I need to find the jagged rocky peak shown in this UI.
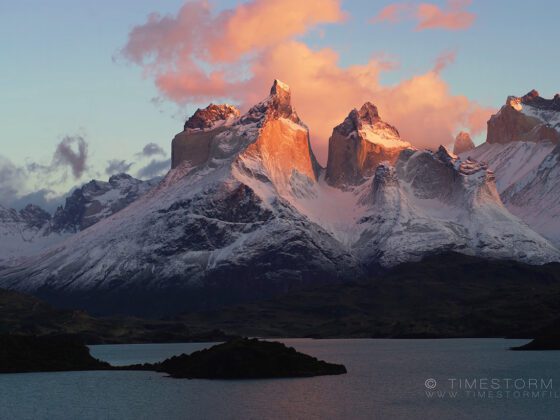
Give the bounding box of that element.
[334,102,384,137]
[52,174,156,232]
[19,204,51,229]
[172,79,319,191]
[521,89,560,111]
[453,131,475,154]
[237,79,320,190]
[269,79,291,109]
[240,79,303,126]
[325,102,411,187]
[184,104,240,131]
[487,90,560,144]
[435,145,457,164]
[171,83,300,171]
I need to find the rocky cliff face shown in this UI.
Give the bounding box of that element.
[235,80,320,196]
[453,131,475,154]
[487,90,560,144]
[172,104,240,169]
[325,103,411,187]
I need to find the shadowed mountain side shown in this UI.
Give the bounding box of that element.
[177,253,560,338]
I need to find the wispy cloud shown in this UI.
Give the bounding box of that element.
[105,159,134,176]
[136,158,170,179]
[371,1,476,31]
[52,135,89,178]
[136,142,165,158]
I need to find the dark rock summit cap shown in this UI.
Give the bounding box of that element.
[184,104,240,131]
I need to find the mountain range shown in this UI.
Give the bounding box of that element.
[1,81,559,316]
[0,174,159,268]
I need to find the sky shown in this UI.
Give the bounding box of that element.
[1,0,559,210]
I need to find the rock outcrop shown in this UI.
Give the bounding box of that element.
[325,103,411,187]
[172,104,241,169]
[184,104,240,131]
[453,131,475,154]
[487,90,560,144]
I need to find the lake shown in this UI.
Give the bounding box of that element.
[0,339,559,419]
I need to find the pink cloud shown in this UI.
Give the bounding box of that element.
[121,0,491,164]
[417,0,475,30]
[207,0,346,62]
[433,50,456,73]
[371,0,475,31]
[370,3,413,24]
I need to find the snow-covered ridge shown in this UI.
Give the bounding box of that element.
[464,140,560,247]
[461,90,560,247]
[0,203,68,268]
[0,173,158,267]
[359,125,410,149]
[356,146,557,267]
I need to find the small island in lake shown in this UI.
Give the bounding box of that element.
[0,335,346,378]
[148,338,347,379]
